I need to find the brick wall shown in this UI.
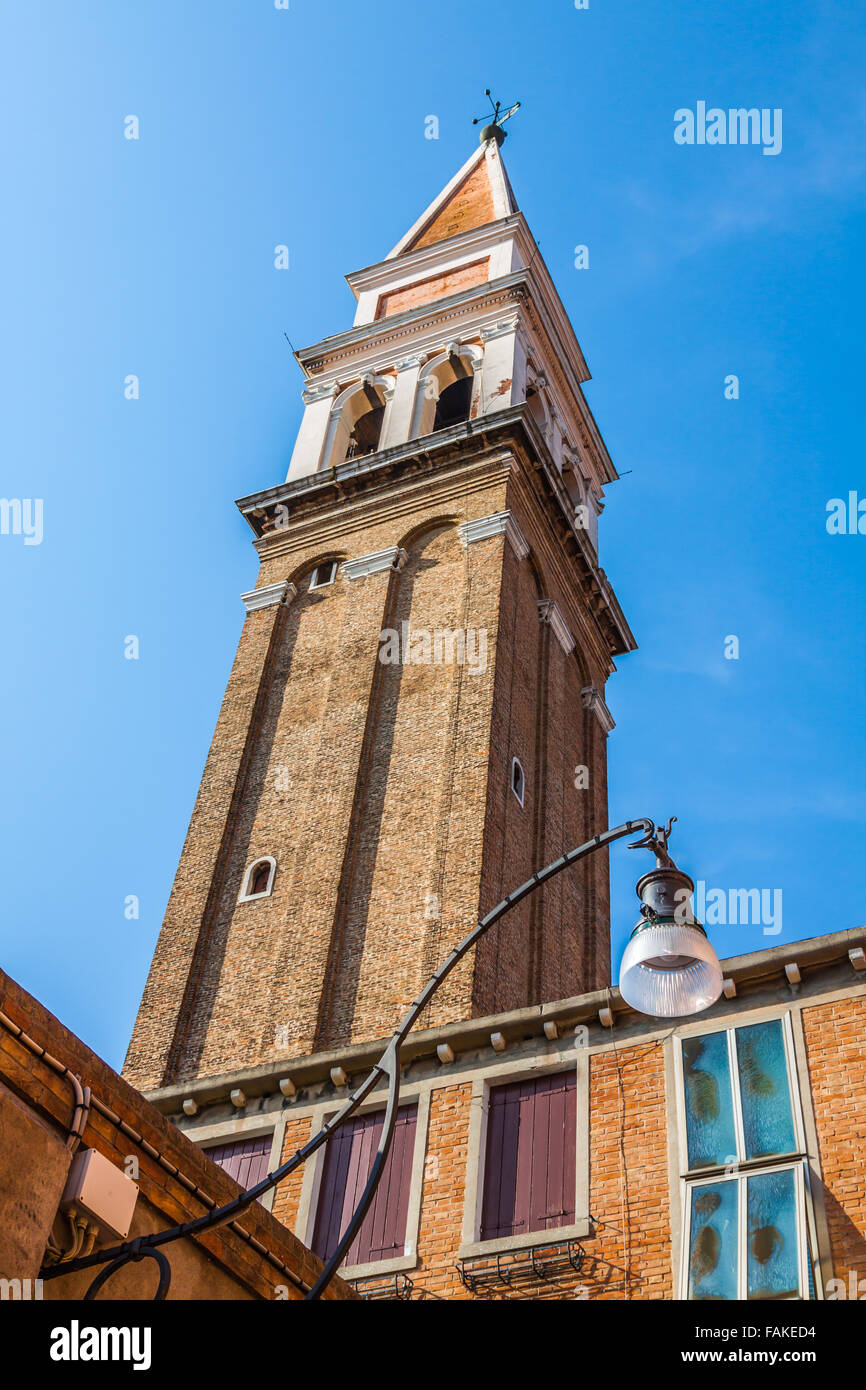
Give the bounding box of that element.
[409,159,495,251]
[375,258,490,320]
[0,967,356,1301]
[270,1114,311,1234]
[125,444,617,1091]
[264,985,866,1302]
[474,515,611,1018]
[275,1039,673,1302]
[801,994,866,1282]
[409,1044,673,1301]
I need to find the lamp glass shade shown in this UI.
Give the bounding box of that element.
[619,921,724,1018]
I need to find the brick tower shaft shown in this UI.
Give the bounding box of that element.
[124,139,635,1091]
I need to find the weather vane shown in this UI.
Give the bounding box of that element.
[472,89,521,145]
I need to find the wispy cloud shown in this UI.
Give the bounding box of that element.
[616,23,866,269]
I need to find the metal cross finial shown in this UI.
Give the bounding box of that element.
[472,89,521,144]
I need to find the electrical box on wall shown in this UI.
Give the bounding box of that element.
[61,1148,139,1239]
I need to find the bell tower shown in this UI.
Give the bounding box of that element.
[124,134,635,1092]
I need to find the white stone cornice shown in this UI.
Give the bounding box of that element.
[458,510,529,560]
[341,547,408,581]
[537,599,575,655]
[241,581,296,613]
[581,685,616,735]
[300,282,523,378]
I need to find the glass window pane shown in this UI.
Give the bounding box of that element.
[736,1020,796,1159]
[747,1169,800,1300]
[682,1032,737,1169]
[687,1180,738,1300]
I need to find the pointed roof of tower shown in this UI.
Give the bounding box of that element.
[386,140,519,260]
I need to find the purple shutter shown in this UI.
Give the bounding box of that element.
[205,1133,272,1198]
[312,1104,418,1265]
[480,1073,576,1241]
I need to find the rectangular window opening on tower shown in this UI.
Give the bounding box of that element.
[310,561,338,590]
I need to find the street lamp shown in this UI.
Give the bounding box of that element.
[618,817,724,1018]
[42,816,722,1302]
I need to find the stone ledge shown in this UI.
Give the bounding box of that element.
[143,927,866,1116]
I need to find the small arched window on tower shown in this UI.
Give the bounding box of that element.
[239,856,277,903]
[511,757,525,807]
[323,377,392,470]
[412,345,481,439]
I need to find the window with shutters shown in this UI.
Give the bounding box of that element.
[677,1015,817,1300]
[205,1133,273,1200]
[311,1104,418,1269]
[479,1072,577,1242]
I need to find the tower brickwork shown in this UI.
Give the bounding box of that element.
[124,140,634,1091]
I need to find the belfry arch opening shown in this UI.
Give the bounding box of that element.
[413,346,480,439]
[348,401,385,459]
[561,458,585,511]
[323,377,392,469]
[434,374,473,431]
[561,451,599,548]
[525,372,552,443]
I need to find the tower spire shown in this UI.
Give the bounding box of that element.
[386,135,518,261]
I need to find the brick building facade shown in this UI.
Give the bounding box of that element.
[0,966,355,1301]
[146,929,866,1300]
[123,137,866,1301]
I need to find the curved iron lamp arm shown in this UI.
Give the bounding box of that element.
[41,818,654,1301]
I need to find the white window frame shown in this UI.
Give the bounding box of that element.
[673,1011,805,1175]
[674,1012,815,1301]
[511,756,525,807]
[309,560,338,591]
[679,1160,812,1302]
[238,855,277,903]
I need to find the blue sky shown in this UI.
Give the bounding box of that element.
[1,1,864,1068]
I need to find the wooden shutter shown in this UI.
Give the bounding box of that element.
[312,1104,418,1266]
[480,1073,577,1241]
[206,1133,272,1194]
